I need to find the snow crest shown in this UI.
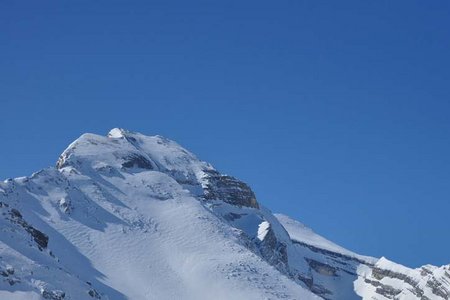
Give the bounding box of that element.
[1,129,448,300]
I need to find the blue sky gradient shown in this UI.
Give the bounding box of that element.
[1,1,450,267]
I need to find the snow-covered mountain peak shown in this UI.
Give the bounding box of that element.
[55,129,261,211]
[106,128,129,139]
[56,129,213,186]
[1,129,449,300]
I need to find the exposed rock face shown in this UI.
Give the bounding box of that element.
[202,169,259,209]
[8,207,49,250]
[121,153,154,170]
[288,239,370,300]
[0,265,20,287]
[41,289,65,300]
[358,260,450,300]
[306,258,338,277]
[276,214,450,300]
[88,288,101,299]
[294,242,450,300]
[256,222,289,272]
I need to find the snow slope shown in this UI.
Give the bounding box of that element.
[275,214,375,263]
[0,128,448,300]
[276,213,450,300]
[0,129,317,300]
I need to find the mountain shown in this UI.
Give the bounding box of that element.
[0,128,448,300]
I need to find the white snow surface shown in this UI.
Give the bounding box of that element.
[257,221,270,241]
[0,129,318,300]
[1,128,448,300]
[275,214,376,264]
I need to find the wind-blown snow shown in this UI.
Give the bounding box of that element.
[1,128,448,300]
[275,213,376,264]
[0,129,318,300]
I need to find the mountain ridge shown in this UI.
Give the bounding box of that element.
[0,128,448,300]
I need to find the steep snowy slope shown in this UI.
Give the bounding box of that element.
[0,128,448,300]
[276,214,450,300]
[0,129,317,300]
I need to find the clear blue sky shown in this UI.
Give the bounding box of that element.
[1,1,449,268]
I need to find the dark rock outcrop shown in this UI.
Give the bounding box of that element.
[41,289,65,300]
[121,154,153,170]
[9,208,49,249]
[257,223,289,272]
[88,288,101,299]
[202,169,259,209]
[305,258,338,277]
[367,266,449,299]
